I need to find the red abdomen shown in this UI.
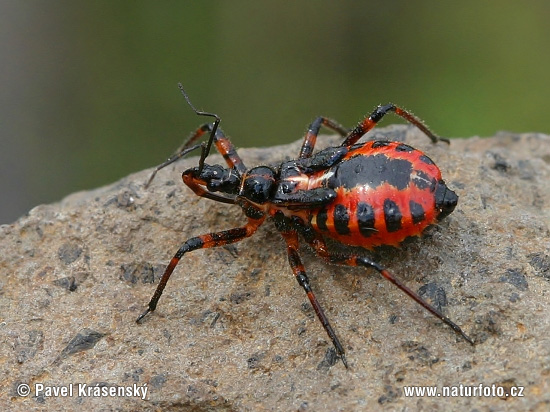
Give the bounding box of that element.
[308,141,445,249]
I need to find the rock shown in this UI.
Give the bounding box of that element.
[2,126,549,410]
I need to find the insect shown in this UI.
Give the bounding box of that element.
[137,84,473,368]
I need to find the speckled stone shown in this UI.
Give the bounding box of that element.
[2,126,549,411]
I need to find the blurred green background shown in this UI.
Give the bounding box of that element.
[1,1,549,224]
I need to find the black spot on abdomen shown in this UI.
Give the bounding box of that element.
[316,208,328,231]
[409,200,426,224]
[333,204,350,235]
[384,199,402,232]
[395,143,414,152]
[412,170,436,190]
[326,154,413,191]
[419,154,435,165]
[371,141,390,148]
[357,202,375,237]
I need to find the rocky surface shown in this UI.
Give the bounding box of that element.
[1,125,549,411]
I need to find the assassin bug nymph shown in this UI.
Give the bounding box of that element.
[137,84,473,368]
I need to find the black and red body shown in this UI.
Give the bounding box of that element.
[138,90,470,368]
[267,140,457,250]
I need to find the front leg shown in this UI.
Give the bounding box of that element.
[146,123,247,188]
[136,215,265,322]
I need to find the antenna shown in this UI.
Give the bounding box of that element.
[177,83,220,174]
[145,84,222,188]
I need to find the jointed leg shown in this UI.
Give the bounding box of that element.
[343,104,449,147]
[279,230,349,368]
[177,84,246,175]
[330,254,473,344]
[145,124,210,188]
[146,123,247,188]
[146,85,247,187]
[180,124,246,176]
[299,117,350,159]
[297,227,473,345]
[136,215,265,322]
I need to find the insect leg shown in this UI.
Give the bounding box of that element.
[146,122,248,188]
[296,226,473,345]
[299,117,350,159]
[145,124,210,188]
[136,215,265,323]
[347,254,472,344]
[146,86,248,187]
[279,230,348,368]
[343,104,449,146]
[177,85,248,175]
